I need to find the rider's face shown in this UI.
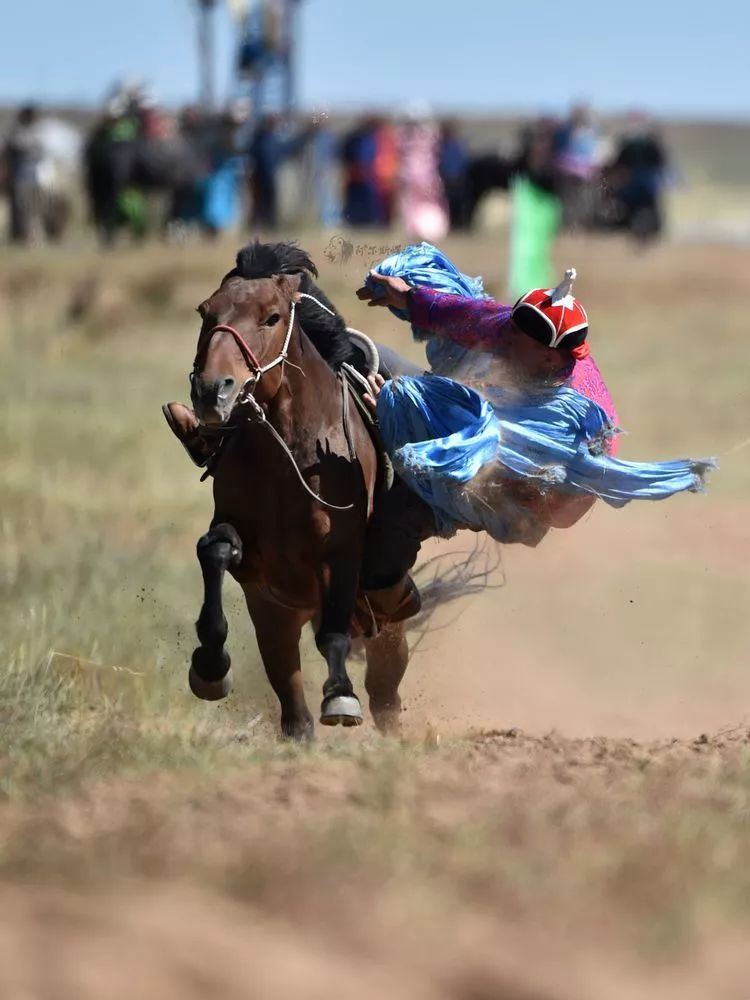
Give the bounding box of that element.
[500,321,573,380]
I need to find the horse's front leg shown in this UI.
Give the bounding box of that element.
[189,522,242,701]
[317,555,363,727]
[244,589,314,742]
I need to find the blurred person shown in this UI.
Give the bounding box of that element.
[2,107,81,244]
[169,104,212,230]
[129,88,210,237]
[508,117,562,297]
[84,89,140,244]
[247,113,306,229]
[606,111,669,240]
[514,116,558,194]
[201,102,249,236]
[35,116,82,241]
[340,115,380,227]
[396,102,448,242]
[299,113,341,229]
[135,87,173,143]
[554,103,601,228]
[439,119,469,230]
[2,104,44,244]
[172,102,248,236]
[86,82,197,243]
[373,116,398,226]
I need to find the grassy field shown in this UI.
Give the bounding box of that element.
[1,231,750,997]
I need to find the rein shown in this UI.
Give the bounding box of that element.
[196,294,360,512]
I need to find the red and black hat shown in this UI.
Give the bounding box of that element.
[511,269,590,360]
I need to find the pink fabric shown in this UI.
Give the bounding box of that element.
[397,124,449,242]
[568,356,620,453]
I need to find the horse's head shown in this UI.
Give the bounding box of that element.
[191,271,302,426]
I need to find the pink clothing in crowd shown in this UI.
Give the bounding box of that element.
[397,123,449,242]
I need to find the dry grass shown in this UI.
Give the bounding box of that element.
[1,232,750,996]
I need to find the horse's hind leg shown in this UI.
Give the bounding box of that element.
[364,621,408,734]
[244,590,314,741]
[189,523,242,701]
[317,557,363,727]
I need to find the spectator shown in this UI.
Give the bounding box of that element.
[508,117,562,297]
[554,103,601,228]
[2,105,44,244]
[396,102,448,242]
[439,119,469,230]
[247,113,305,230]
[299,114,341,229]
[340,115,380,227]
[84,92,140,245]
[514,116,559,195]
[373,116,398,226]
[607,112,669,240]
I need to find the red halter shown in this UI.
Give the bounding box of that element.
[203,324,264,375]
[196,299,299,385]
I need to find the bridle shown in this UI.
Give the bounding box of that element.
[191,293,367,512]
[192,294,302,412]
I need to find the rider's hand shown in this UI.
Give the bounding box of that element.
[363,373,385,414]
[355,272,412,312]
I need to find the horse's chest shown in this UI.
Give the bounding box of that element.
[239,545,321,611]
[213,428,360,608]
[227,506,328,608]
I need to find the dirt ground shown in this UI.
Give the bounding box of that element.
[4,728,750,999]
[1,231,749,997]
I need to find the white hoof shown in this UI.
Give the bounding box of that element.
[320,694,363,727]
[189,666,233,701]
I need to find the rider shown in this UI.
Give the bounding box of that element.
[354,267,618,623]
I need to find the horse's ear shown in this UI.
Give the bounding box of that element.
[275,272,303,299]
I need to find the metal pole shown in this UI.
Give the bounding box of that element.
[283,0,300,117]
[197,0,219,109]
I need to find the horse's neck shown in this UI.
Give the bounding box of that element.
[266,325,344,445]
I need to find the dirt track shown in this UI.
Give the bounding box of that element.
[3,728,750,999]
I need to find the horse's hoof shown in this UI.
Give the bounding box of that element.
[320,694,364,727]
[371,707,402,736]
[281,717,315,743]
[189,665,233,701]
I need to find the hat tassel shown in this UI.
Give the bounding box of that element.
[550,268,577,304]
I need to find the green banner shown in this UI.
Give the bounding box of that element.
[508,176,562,299]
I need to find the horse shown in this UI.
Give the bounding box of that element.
[185,241,409,740]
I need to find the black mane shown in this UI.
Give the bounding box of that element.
[224,241,358,370]
[231,240,318,280]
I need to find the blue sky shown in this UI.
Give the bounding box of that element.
[1,0,748,118]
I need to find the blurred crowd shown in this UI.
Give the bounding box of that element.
[0,85,670,247]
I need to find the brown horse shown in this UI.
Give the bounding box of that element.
[186,243,408,740]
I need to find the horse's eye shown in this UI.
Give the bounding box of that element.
[264,313,281,327]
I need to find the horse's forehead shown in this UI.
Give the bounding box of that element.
[210,277,279,313]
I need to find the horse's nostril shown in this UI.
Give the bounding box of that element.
[219,377,236,398]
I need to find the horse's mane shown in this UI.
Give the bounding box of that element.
[223,241,358,371]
